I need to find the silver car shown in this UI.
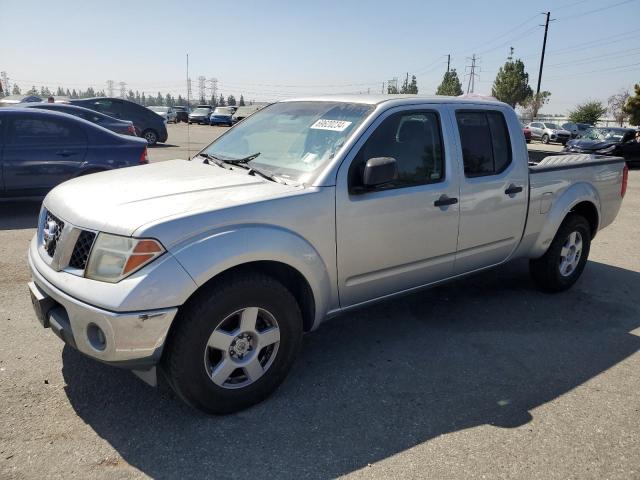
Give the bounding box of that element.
[528,121,571,145]
[148,106,177,123]
[28,96,626,413]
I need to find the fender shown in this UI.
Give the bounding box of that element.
[529,181,600,258]
[170,224,333,329]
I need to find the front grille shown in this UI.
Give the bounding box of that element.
[43,212,65,257]
[69,230,96,270]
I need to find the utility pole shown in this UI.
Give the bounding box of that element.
[534,11,554,118]
[447,54,450,73]
[381,81,385,94]
[119,82,127,99]
[536,12,551,98]
[465,54,479,94]
[106,80,115,97]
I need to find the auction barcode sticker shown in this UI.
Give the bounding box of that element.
[310,119,352,132]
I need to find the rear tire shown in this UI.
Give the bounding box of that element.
[142,129,158,145]
[163,272,303,414]
[529,214,591,292]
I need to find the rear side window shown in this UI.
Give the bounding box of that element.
[92,100,121,118]
[9,117,86,145]
[456,111,512,177]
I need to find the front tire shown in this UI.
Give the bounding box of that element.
[163,272,303,414]
[542,134,550,144]
[529,214,591,292]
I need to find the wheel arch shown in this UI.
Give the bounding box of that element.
[529,182,600,258]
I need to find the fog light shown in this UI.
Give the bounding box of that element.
[87,323,107,351]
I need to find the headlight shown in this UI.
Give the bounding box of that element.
[595,145,616,154]
[85,233,164,283]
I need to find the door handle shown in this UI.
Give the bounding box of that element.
[55,150,77,157]
[505,184,523,195]
[434,195,458,207]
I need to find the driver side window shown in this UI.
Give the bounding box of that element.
[349,110,444,193]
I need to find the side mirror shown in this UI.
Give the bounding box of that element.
[363,157,397,188]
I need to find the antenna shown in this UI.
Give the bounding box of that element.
[186,54,191,160]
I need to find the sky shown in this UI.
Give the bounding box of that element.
[1,0,639,114]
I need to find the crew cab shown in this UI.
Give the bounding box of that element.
[27,96,627,414]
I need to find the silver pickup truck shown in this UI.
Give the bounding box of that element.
[27,95,628,414]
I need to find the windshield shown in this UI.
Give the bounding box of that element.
[149,106,168,113]
[581,128,627,142]
[544,123,559,129]
[201,101,373,184]
[192,107,210,114]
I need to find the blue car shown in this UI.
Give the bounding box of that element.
[0,108,149,199]
[209,107,234,126]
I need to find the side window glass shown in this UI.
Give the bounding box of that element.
[456,111,512,177]
[349,110,444,192]
[10,117,86,145]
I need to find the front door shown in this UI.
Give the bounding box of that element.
[3,113,88,197]
[336,107,460,307]
[452,108,529,274]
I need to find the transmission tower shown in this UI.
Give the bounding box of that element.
[465,54,480,94]
[119,82,127,99]
[0,71,9,95]
[207,77,218,104]
[197,76,206,103]
[106,80,115,97]
[387,77,398,93]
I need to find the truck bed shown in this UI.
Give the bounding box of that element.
[529,153,625,173]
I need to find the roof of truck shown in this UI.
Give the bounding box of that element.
[280,94,508,107]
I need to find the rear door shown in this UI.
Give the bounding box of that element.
[529,122,542,139]
[452,108,528,274]
[3,113,88,197]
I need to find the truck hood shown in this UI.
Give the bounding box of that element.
[44,159,299,236]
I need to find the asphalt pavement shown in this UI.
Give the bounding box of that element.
[0,125,637,479]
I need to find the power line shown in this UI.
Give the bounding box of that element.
[556,0,637,21]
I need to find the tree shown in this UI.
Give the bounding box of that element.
[608,90,630,126]
[40,86,52,97]
[156,92,163,106]
[141,92,146,105]
[165,93,173,107]
[239,94,245,106]
[127,89,135,103]
[400,74,418,94]
[177,94,185,106]
[227,94,236,106]
[65,88,71,97]
[521,91,551,121]
[71,89,78,98]
[56,86,65,96]
[623,83,640,126]
[435,69,463,96]
[135,90,141,104]
[387,82,399,94]
[568,100,607,125]
[218,94,226,106]
[491,49,533,108]
[12,84,21,95]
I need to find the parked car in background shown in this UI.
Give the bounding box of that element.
[70,97,168,146]
[189,105,213,124]
[562,122,592,139]
[27,96,627,414]
[564,127,639,166]
[232,105,262,124]
[0,108,148,198]
[0,94,43,106]
[21,103,137,137]
[528,122,571,145]
[209,107,234,126]
[148,106,177,124]
[522,123,531,143]
[174,105,190,123]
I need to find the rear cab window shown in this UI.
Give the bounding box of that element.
[455,110,512,178]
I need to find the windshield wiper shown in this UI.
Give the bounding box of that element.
[197,152,229,169]
[217,152,261,165]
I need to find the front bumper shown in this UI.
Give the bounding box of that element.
[28,252,177,370]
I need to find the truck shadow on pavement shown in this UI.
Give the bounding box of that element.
[61,259,640,479]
